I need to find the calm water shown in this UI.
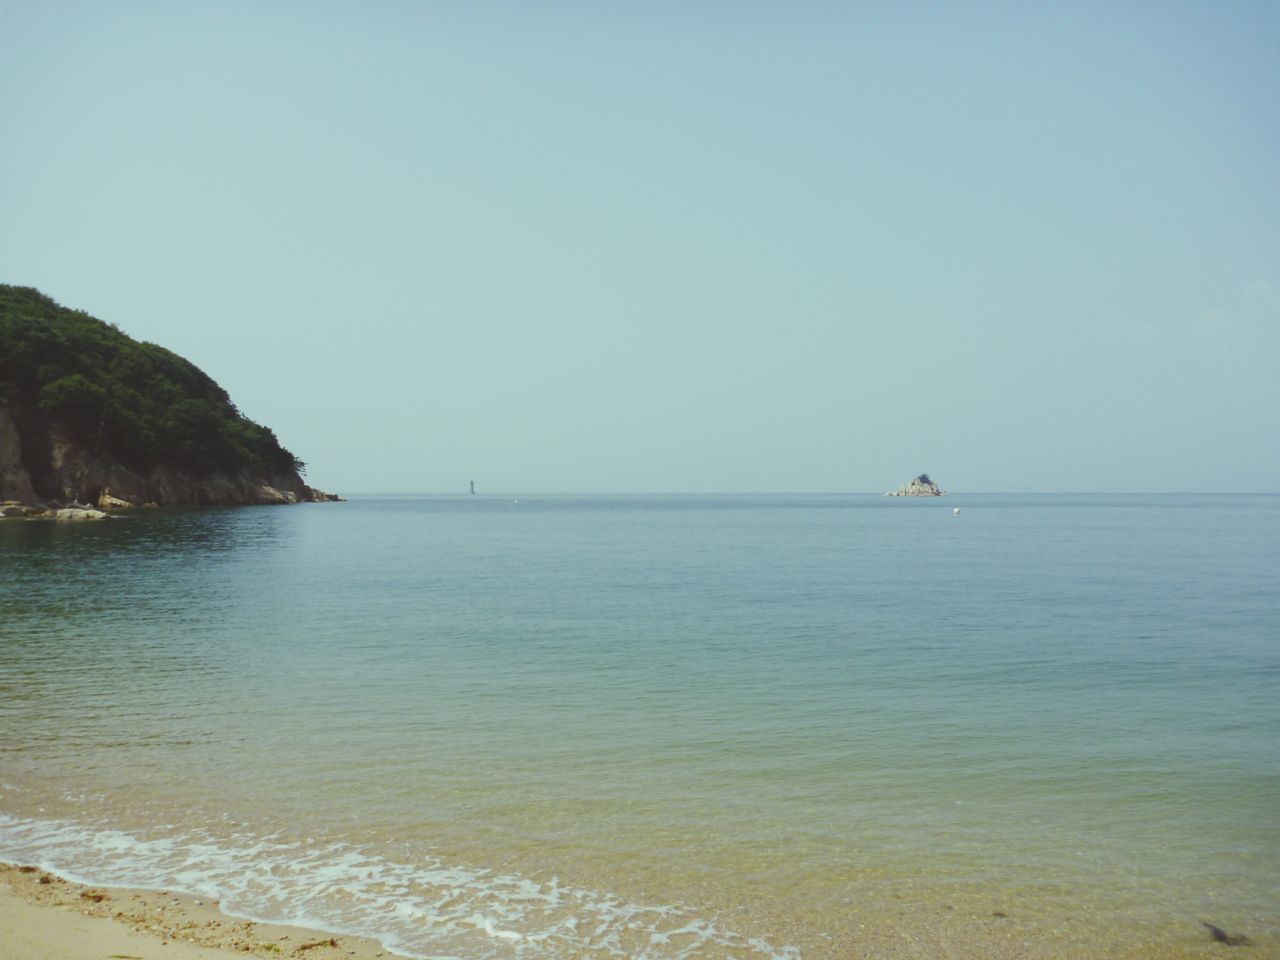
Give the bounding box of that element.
[1,494,1277,959]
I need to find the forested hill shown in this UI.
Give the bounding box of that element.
[0,284,329,507]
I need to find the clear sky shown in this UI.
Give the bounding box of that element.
[2,1,1277,493]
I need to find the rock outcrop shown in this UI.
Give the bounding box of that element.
[0,402,36,504]
[0,401,340,517]
[887,473,946,496]
[53,505,110,521]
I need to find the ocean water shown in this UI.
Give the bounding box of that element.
[1,494,1276,959]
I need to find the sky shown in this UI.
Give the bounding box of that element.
[2,1,1277,493]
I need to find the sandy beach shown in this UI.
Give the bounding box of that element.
[0,863,398,960]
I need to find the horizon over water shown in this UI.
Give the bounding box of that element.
[1,493,1277,959]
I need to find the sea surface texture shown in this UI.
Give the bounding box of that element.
[1,494,1276,959]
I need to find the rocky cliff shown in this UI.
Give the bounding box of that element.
[1,402,333,511]
[887,473,946,496]
[0,285,338,516]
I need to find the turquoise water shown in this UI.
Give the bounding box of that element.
[1,494,1277,958]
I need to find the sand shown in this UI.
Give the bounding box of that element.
[0,863,399,960]
[3,860,1259,960]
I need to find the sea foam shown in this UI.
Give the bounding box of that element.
[0,813,800,960]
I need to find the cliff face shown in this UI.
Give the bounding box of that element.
[1,401,329,508]
[0,402,37,504]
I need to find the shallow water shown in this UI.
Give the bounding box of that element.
[1,494,1277,958]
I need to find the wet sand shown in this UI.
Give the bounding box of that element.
[2,860,1264,960]
[0,863,399,960]
[0,859,1035,960]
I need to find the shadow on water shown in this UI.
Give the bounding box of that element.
[1,507,298,639]
[0,507,306,760]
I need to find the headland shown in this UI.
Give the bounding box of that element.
[0,284,339,516]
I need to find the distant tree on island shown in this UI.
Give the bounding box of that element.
[915,473,932,486]
[0,284,304,479]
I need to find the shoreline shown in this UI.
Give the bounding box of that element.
[3,860,1261,960]
[0,862,400,960]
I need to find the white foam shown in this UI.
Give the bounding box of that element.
[0,813,801,960]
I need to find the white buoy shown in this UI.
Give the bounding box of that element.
[953,507,960,515]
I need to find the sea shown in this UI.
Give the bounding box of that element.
[1,493,1276,959]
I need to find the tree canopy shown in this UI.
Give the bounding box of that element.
[0,284,303,478]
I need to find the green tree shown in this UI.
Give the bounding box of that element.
[38,374,107,440]
[1,284,305,479]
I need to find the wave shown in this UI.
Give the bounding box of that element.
[0,813,800,960]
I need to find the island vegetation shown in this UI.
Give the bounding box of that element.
[0,285,302,479]
[1,284,332,512]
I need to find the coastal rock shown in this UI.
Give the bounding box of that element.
[887,473,946,496]
[1203,922,1250,947]
[53,506,109,520]
[44,430,326,507]
[97,487,136,510]
[0,415,339,508]
[255,483,298,505]
[1,499,52,518]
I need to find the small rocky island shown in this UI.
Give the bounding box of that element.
[1,284,339,519]
[887,473,946,496]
